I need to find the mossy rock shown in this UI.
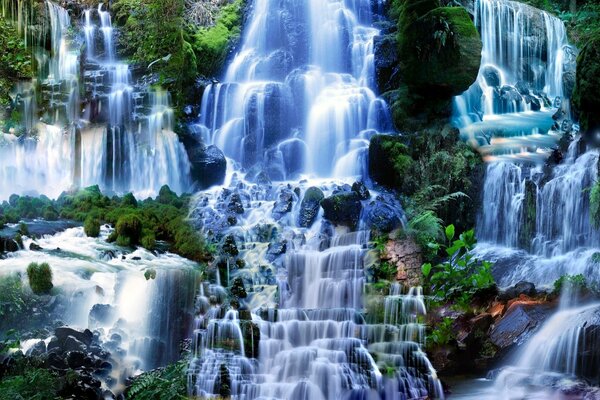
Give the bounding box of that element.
[399,6,481,97]
[573,32,600,136]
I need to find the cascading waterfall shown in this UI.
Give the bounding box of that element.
[476,140,600,288]
[196,0,391,179]
[453,0,575,162]
[0,1,191,200]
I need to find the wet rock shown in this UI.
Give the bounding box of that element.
[298,187,324,228]
[55,327,93,347]
[188,144,227,190]
[382,238,422,287]
[63,336,86,353]
[374,33,400,92]
[26,340,47,357]
[490,300,554,351]
[351,181,370,200]
[66,350,87,368]
[0,236,20,253]
[499,281,537,301]
[482,65,501,87]
[321,192,362,230]
[515,80,530,95]
[364,196,404,233]
[272,189,294,220]
[227,193,244,214]
[29,242,43,251]
[221,235,239,257]
[266,240,287,261]
[230,277,247,299]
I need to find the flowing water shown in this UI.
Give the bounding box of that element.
[0,1,191,199]
[453,0,576,162]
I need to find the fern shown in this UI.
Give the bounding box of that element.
[127,359,189,400]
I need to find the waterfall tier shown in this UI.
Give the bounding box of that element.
[453,0,576,163]
[0,2,191,200]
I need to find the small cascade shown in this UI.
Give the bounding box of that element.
[0,1,191,200]
[453,0,576,162]
[476,140,600,288]
[195,0,392,180]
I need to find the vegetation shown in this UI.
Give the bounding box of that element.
[590,180,600,228]
[126,359,188,400]
[26,262,53,295]
[573,30,600,134]
[422,226,495,310]
[427,317,455,346]
[0,368,60,400]
[553,274,588,293]
[0,185,214,263]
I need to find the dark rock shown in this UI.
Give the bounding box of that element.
[351,181,370,200]
[63,336,86,353]
[374,34,400,92]
[321,192,362,230]
[228,193,244,214]
[499,281,537,301]
[26,340,47,357]
[55,327,93,346]
[188,144,227,190]
[562,70,576,99]
[0,236,20,253]
[298,187,324,228]
[272,189,294,220]
[490,301,554,350]
[221,235,239,257]
[66,350,87,369]
[47,352,67,370]
[266,240,287,261]
[230,277,247,299]
[482,65,501,87]
[29,242,43,251]
[364,196,404,233]
[515,81,530,95]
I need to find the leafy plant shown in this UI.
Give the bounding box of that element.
[428,317,455,346]
[0,368,60,400]
[421,225,495,310]
[126,359,188,400]
[26,262,53,295]
[553,274,588,294]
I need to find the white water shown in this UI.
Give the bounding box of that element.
[0,2,191,200]
[196,0,391,180]
[453,0,573,161]
[0,225,200,391]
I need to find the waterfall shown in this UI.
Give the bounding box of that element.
[0,1,191,200]
[453,0,574,163]
[196,0,391,180]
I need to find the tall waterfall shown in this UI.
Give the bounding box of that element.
[453,0,575,163]
[0,2,191,200]
[196,0,391,179]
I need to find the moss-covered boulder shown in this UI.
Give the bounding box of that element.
[321,192,362,230]
[400,6,481,97]
[573,32,600,136]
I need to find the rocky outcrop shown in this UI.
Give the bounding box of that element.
[320,192,362,230]
[573,32,600,137]
[298,187,324,228]
[382,238,423,287]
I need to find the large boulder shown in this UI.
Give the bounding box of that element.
[298,187,324,228]
[398,6,482,98]
[321,192,362,230]
[573,33,600,136]
[187,144,227,190]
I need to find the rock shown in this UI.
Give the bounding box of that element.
[188,144,227,190]
[228,193,244,214]
[562,70,576,99]
[573,33,600,135]
[488,301,506,319]
[321,192,362,230]
[272,189,294,220]
[364,196,404,233]
[55,327,93,347]
[47,352,67,370]
[29,242,43,251]
[266,240,287,261]
[230,277,247,299]
[515,80,530,95]
[482,65,501,87]
[351,181,370,200]
[382,238,423,287]
[221,235,239,257]
[66,350,87,369]
[89,304,116,327]
[26,340,47,357]
[0,236,20,253]
[63,336,86,353]
[490,300,554,350]
[298,187,324,228]
[374,33,400,92]
[499,281,537,301]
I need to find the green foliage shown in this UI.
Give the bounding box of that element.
[0,368,60,400]
[373,261,398,282]
[559,1,600,46]
[144,268,157,280]
[428,317,455,346]
[573,31,600,133]
[0,186,214,263]
[0,329,20,355]
[126,359,188,400]
[192,0,244,77]
[421,226,495,310]
[407,211,444,261]
[553,274,588,294]
[26,262,53,295]
[591,181,600,228]
[0,17,32,109]
[84,216,101,237]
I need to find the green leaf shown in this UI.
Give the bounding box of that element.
[445,224,455,241]
[422,263,432,277]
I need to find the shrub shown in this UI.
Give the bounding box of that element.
[126,359,188,400]
[26,262,53,295]
[84,216,101,237]
[116,214,143,246]
[422,225,495,310]
[0,368,60,400]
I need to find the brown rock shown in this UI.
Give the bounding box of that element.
[488,302,506,319]
[382,238,423,287]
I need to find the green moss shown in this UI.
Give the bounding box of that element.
[0,17,32,110]
[26,262,53,295]
[84,216,101,237]
[573,32,600,133]
[115,214,143,246]
[192,0,244,77]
